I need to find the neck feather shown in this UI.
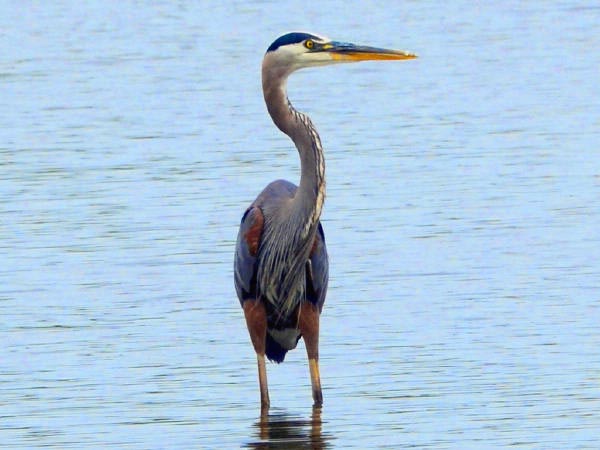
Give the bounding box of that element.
[262,67,326,237]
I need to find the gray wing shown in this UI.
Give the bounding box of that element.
[234,206,264,305]
[306,221,329,312]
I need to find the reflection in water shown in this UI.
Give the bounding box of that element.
[244,407,331,449]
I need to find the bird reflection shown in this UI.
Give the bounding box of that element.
[244,407,330,449]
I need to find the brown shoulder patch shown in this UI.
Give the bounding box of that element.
[309,232,320,257]
[244,207,264,256]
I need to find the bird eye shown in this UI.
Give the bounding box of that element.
[304,39,314,49]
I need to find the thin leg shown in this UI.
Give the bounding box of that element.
[298,302,323,407]
[257,354,269,414]
[243,300,270,411]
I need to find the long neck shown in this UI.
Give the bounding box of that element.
[262,69,326,235]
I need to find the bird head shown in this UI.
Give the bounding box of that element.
[263,32,416,77]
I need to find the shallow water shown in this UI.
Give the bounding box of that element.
[2,1,599,448]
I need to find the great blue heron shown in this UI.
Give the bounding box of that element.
[234,32,416,410]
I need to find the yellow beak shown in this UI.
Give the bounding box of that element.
[325,41,417,62]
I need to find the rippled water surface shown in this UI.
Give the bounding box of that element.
[2,1,599,448]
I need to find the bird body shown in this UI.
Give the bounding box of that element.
[234,32,415,411]
[235,178,328,361]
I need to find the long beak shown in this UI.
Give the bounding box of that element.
[325,41,417,62]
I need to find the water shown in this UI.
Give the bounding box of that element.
[2,1,599,448]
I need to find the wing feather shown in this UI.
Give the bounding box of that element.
[306,222,329,311]
[234,206,264,304]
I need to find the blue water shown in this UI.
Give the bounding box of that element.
[2,1,599,448]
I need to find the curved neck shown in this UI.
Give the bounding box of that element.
[262,67,326,235]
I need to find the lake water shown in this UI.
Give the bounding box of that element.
[2,1,599,448]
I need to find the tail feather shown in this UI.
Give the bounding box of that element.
[265,332,288,363]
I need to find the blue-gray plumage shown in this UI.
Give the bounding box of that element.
[234,32,416,411]
[235,180,328,359]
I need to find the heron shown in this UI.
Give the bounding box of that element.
[234,32,416,410]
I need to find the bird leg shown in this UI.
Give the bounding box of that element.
[243,299,270,411]
[298,301,323,407]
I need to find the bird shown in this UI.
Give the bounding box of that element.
[234,31,416,411]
